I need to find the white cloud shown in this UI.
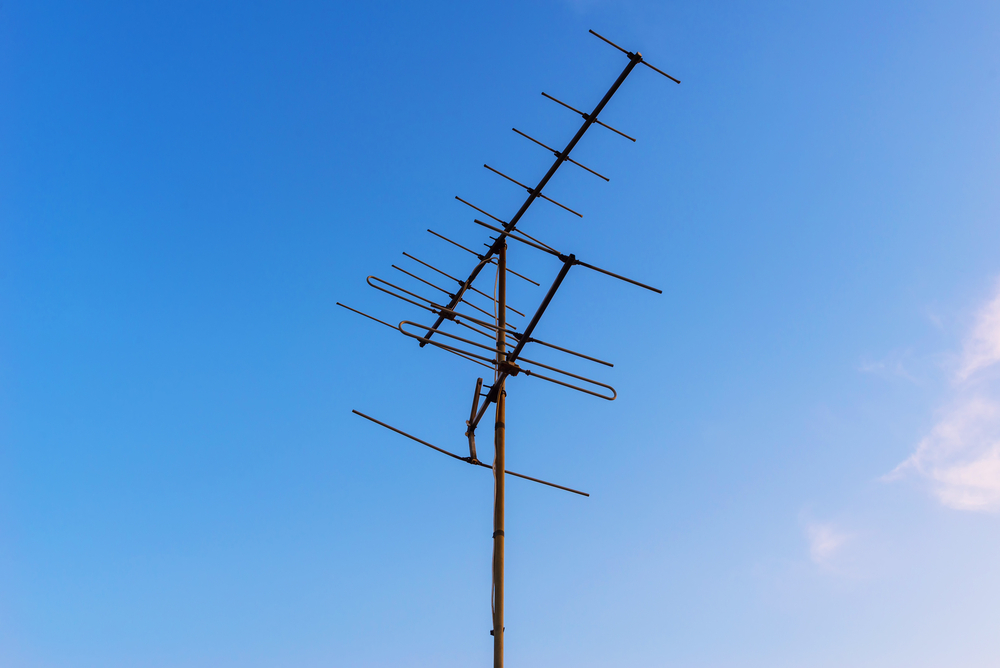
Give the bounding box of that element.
[956,279,1000,382]
[805,521,851,567]
[887,280,1000,512]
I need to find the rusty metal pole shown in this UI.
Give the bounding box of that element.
[493,241,507,667]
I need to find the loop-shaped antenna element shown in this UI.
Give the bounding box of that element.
[338,301,494,370]
[541,92,636,143]
[518,356,617,401]
[398,324,500,367]
[512,128,610,182]
[399,320,508,359]
[588,29,681,84]
[366,275,514,333]
[352,410,590,496]
[484,164,583,218]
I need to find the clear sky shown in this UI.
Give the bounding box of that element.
[2,1,1000,666]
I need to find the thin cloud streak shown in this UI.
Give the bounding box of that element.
[956,280,1000,382]
[887,280,1000,512]
[805,521,851,567]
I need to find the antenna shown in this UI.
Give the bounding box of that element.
[339,29,679,667]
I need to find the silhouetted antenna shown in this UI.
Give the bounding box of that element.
[339,28,679,667]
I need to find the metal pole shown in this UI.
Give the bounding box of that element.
[493,241,507,668]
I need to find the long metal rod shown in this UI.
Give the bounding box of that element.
[419,55,643,346]
[493,242,506,667]
[351,409,589,496]
[471,218,662,293]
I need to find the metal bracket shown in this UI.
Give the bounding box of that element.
[498,360,521,376]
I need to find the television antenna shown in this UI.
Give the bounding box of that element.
[338,29,679,667]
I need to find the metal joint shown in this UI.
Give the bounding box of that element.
[498,360,521,376]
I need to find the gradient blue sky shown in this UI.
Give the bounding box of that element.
[3,1,1000,666]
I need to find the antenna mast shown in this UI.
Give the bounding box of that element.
[339,29,680,667]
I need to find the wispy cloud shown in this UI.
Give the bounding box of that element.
[887,280,1000,512]
[859,348,920,384]
[805,521,852,568]
[956,280,1000,382]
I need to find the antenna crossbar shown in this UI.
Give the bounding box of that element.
[513,128,610,181]
[541,92,636,142]
[484,164,583,217]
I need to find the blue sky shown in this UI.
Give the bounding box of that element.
[2,1,1000,666]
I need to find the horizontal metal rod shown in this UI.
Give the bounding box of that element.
[497,263,540,287]
[353,410,467,462]
[368,275,441,311]
[453,316,507,343]
[542,92,636,142]
[588,30,680,84]
[392,264,496,320]
[403,253,506,308]
[508,226,559,254]
[588,28,631,55]
[525,337,613,368]
[474,220,562,258]
[407,248,538,290]
[455,196,506,225]
[336,302,397,330]
[471,219,660,294]
[427,229,481,258]
[512,128,609,182]
[392,263,452,297]
[574,259,662,294]
[469,459,589,497]
[642,60,681,84]
[484,164,583,218]
[353,410,589,496]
